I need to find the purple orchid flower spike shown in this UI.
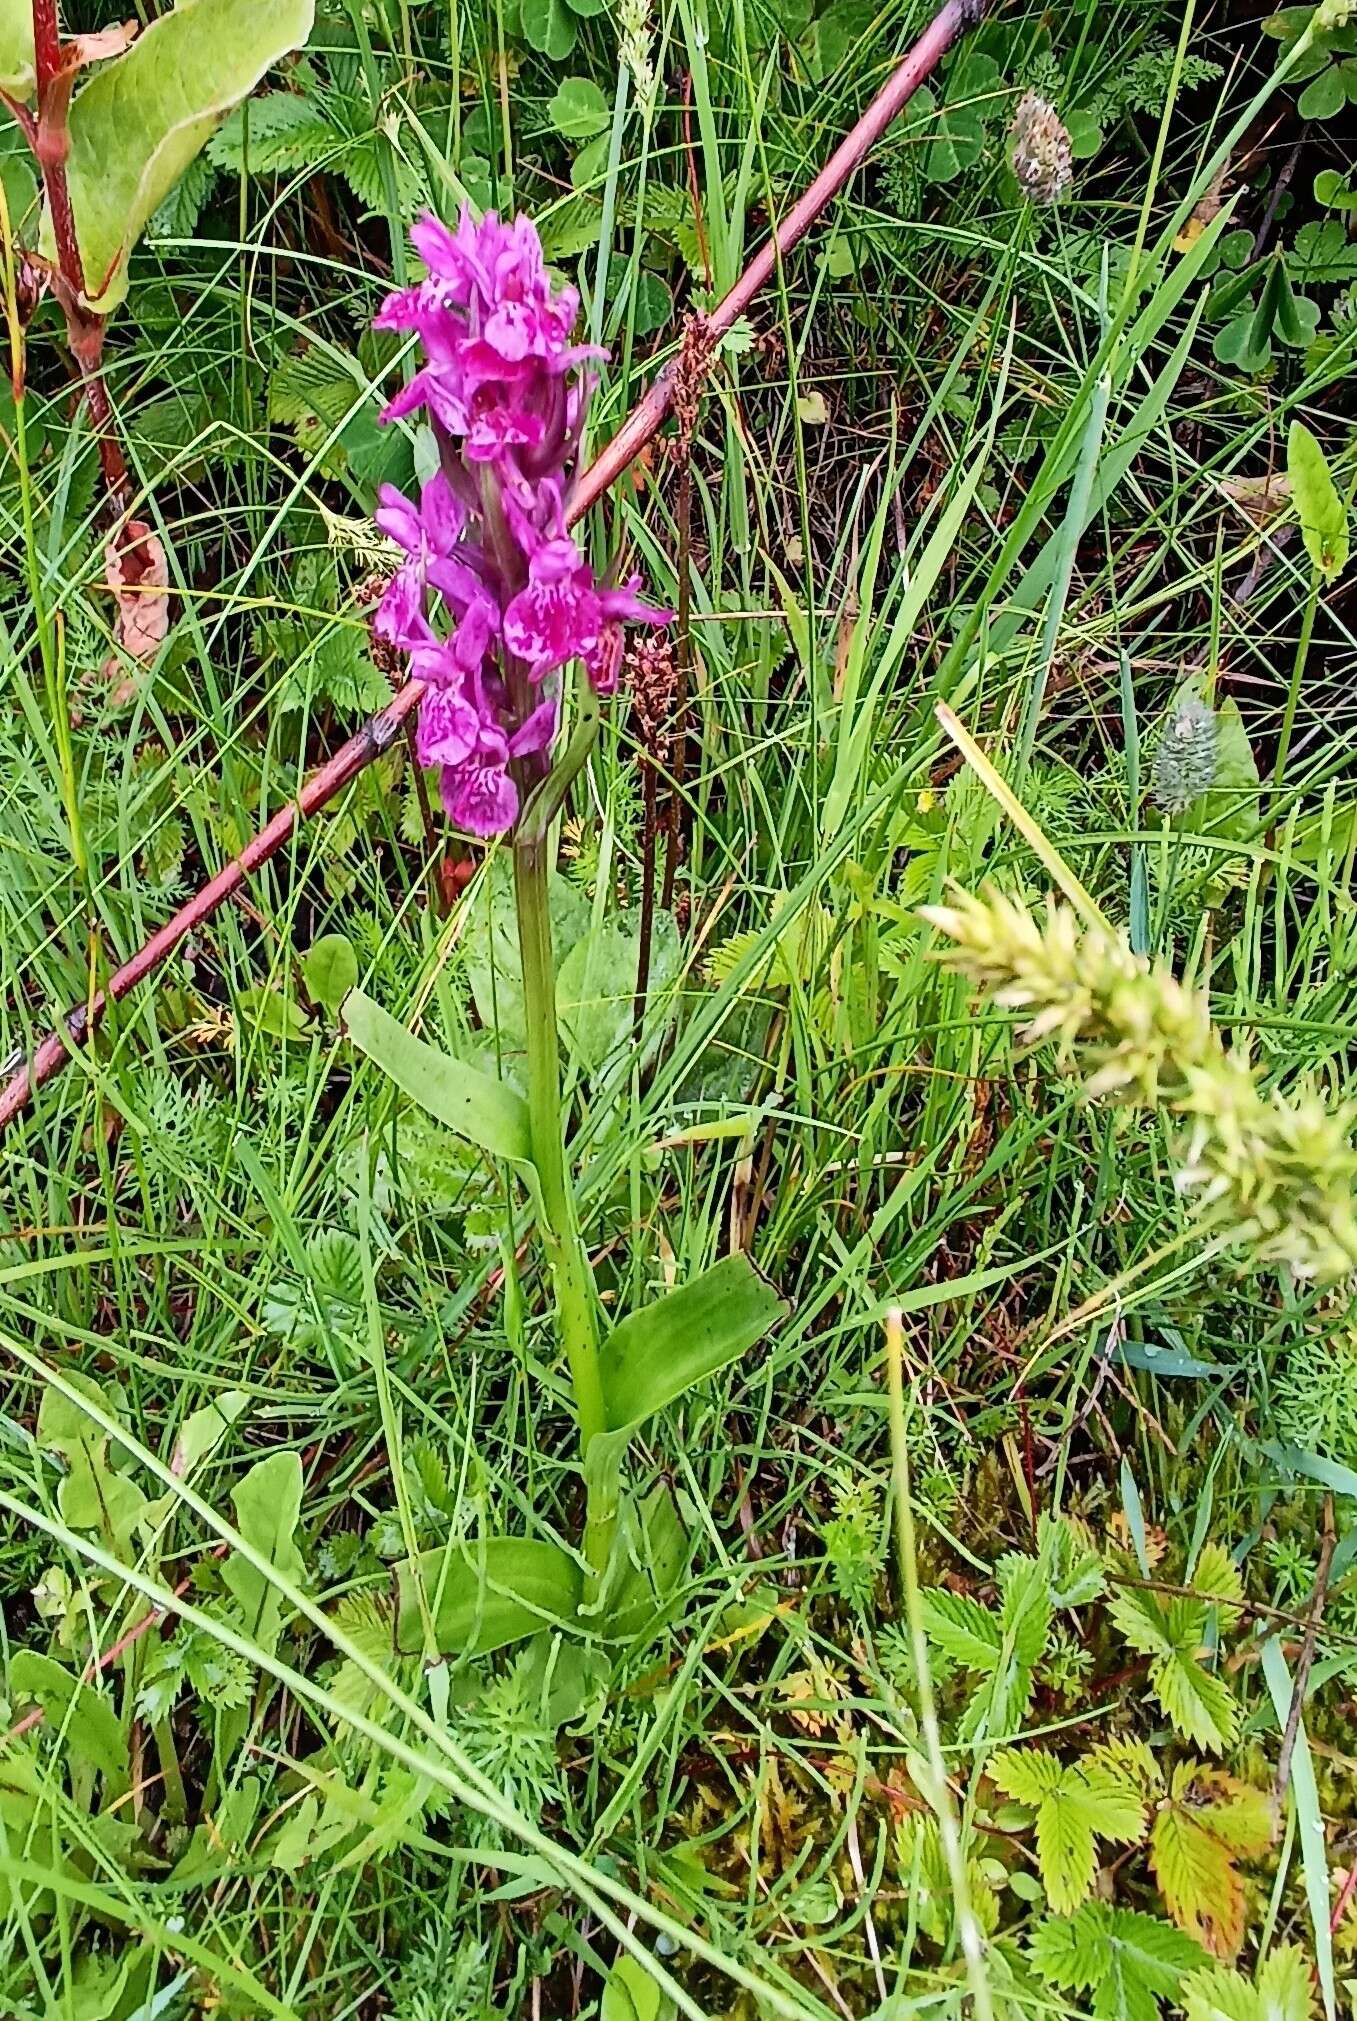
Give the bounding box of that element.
[370,205,670,839]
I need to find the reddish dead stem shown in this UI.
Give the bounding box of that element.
[0,0,988,1134]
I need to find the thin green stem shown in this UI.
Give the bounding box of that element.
[512,830,613,1581]
[1271,566,1319,815]
[885,1308,995,2021]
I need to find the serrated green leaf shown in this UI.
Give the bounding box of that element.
[920,1588,1002,1668]
[992,1750,1146,1913]
[999,1551,1053,1668]
[1150,1763,1274,1954]
[1149,1649,1239,1754]
[1031,1903,1206,2021]
[1182,1945,1314,2021]
[1108,1582,1176,1660]
[1040,1513,1106,1608]
[47,0,315,312]
[1191,1542,1245,1610]
[1288,420,1350,582]
[598,1254,787,1436]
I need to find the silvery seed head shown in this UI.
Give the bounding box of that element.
[1152,695,1218,816]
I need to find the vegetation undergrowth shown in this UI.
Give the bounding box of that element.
[3,0,1357,2017]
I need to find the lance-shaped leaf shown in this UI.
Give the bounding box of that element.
[7,1651,129,1795]
[598,1253,787,1436]
[343,988,533,1166]
[45,0,314,312]
[394,1538,582,1657]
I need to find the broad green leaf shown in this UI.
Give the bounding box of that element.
[461,853,587,1053]
[600,1952,673,2021]
[548,77,611,139]
[920,1588,1002,1669]
[520,0,576,58]
[1288,420,1350,581]
[169,1390,250,1479]
[236,983,312,1044]
[393,1538,582,1656]
[0,0,33,97]
[37,1373,146,1561]
[558,908,679,1072]
[7,1652,128,1792]
[609,1482,692,1640]
[222,1451,304,1659]
[47,0,315,312]
[303,934,358,1016]
[1031,1904,1205,2021]
[343,988,532,1166]
[597,1253,787,1436]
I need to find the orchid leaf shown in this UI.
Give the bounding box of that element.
[45,0,314,312]
[393,1538,582,1656]
[598,1254,787,1436]
[343,988,533,1165]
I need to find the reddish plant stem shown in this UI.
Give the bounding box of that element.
[28,0,131,514]
[0,0,986,1134]
[662,456,694,914]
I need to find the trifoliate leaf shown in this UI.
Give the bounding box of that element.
[1180,1943,1314,2021]
[991,1749,1146,1913]
[548,76,611,139]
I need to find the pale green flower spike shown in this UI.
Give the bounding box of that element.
[921,886,1357,1283]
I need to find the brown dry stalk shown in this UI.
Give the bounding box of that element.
[0,0,987,1134]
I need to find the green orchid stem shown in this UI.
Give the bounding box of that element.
[1271,565,1319,819]
[512,827,615,1589]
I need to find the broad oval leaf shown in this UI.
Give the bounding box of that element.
[1288,419,1350,582]
[598,1253,787,1436]
[343,987,532,1166]
[394,1538,582,1657]
[46,0,315,312]
[303,934,358,1016]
